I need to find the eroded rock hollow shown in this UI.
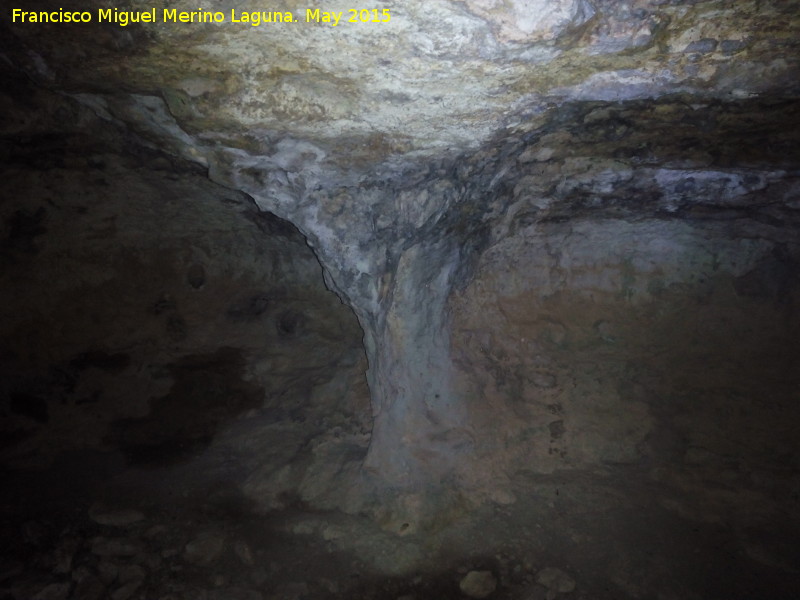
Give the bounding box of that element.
[2,0,799,598]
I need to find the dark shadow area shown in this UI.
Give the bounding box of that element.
[108,348,263,467]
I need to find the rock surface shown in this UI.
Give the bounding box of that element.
[183,533,226,565]
[536,567,576,595]
[4,0,800,498]
[89,506,145,527]
[459,570,498,598]
[1,1,799,599]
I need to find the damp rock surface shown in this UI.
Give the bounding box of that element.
[459,570,498,598]
[2,1,800,599]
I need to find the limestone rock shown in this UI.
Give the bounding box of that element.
[529,371,558,389]
[1,2,799,600]
[206,588,263,600]
[53,537,80,573]
[459,0,595,42]
[111,579,143,600]
[233,540,255,566]
[118,564,147,584]
[184,534,226,565]
[535,567,576,595]
[269,582,308,600]
[32,583,71,600]
[71,574,106,600]
[91,537,144,557]
[89,505,146,527]
[459,570,498,598]
[96,561,119,585]
[144,525,169,539]
[489,487,517,506]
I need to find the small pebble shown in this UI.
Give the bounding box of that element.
[460,570,497,598]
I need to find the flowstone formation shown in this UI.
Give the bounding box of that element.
[2,1,800,595]
[7,0,800,501]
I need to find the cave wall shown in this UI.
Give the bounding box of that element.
[0,86,369,474]
[451,217,800,504]
[328,96,800,503]
[3,80,799,529]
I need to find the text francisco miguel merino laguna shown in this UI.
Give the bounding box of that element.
[10,7,393,27]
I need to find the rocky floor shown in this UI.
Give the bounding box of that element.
[2,415,799,600]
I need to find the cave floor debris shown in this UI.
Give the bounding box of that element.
[2,426,798,600]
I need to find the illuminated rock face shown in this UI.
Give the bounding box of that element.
[456,0,595,42]
[3,0,800,506]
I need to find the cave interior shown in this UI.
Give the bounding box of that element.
[1,1,800,599]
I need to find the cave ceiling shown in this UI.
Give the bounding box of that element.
[6,0,799,178]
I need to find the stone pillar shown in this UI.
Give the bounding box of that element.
[211,149,476,491]
[358,240,471,487]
